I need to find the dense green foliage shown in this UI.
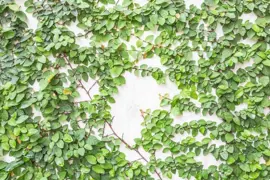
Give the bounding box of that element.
[1,0,270,179]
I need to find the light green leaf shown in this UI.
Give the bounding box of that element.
[106,20,115,30]
[252,24,261,33]
[235,88,244,99]
[86,155,97,164]
[227,156,235,165]
[122,0,132,7]
[52,133,60,142]
[55,157,64,167]
[110,66,123,77]
[262,60,270,66]
[8,4,19,11]
[259,76,269,87]
[3,30,16,39]
[63,134,73,143]
[136,40,143,47]
[222,48,233,60]
[17,115,29,124]
[38,55,46,63]
[240,164,250,172]
[225,133,234,143]
[145,35,154,42]
[220,151,228,160]
[92,165,105,174]
[15,11,27,22]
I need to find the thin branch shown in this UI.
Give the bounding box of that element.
[74,100,90,104]
[158,94,172,101]
[132,67,153,73]
[103,133,114,137]
[61,54,162,179]
[88,80,99,93]
[102,121,106,137]
[105,118,163,180]
[62,53,92,100]
[129,158,143,164]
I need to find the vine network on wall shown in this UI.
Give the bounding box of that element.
[0,0,270,179]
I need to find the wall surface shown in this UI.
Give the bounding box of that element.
[11,0,258,179]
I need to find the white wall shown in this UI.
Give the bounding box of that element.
[9,0,258,179]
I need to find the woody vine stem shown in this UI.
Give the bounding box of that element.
[63,53,163,180]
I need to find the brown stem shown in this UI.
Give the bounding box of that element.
[61,53,97,137]
[88,80,99,93]
[132,67,153,73]
[61,55,162,179]
[74,100,90,104]
[105,118,163,180]
[129,158,143,163]
[159,94,172,101]
[102,121,106,137]
[62,54,92,100]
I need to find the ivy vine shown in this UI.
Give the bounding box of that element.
[1,0,270,179]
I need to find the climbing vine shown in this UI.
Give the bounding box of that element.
[0,0,270,179]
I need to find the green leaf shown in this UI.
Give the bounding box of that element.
[207,16,215,25]
[136,40,143,47]
[220,151,228,160]
[15,11,27,22]
[106,20,115,30]
[17,115,29,124]
[78,2,89,8]
[81,167,90,174]
[262,60,270,66]
[252,24,261,33]
[110,66,123,77]
[86,136,99,145]
[222,48,233,60]
[0,172,8,180]
[259,76,269,87]
[225,133,234,143]
[8,4,19,11]
[34,36,43,42]
[5,161,23,171]
[167,16,176,24]
[160,99,170,107]
[126,169,133,178]
[2,142,9,151]
[3,30,16,39]
[233,117,241,125]
[57,140,64,149]
[38,55,47,63]
[78,148,85,156]
[223,23,235,34]
[63,134,73,143]
[160,56,168,65]
[40,72,56,91]
[55,157,64,167]
[263,150,270,156]
[52,133,60,142]
[86,155,97,164]
[32,146,42,152]
[235,88,244,99]
[16,94,25,103]
[240,164,250,172]
[92,165,105,174]
[26,6,34,13]
[145,35,154,42]
[122,0,132,7]
[227,156,235,165]
[156,0,166,5]
[158,17,165,25]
